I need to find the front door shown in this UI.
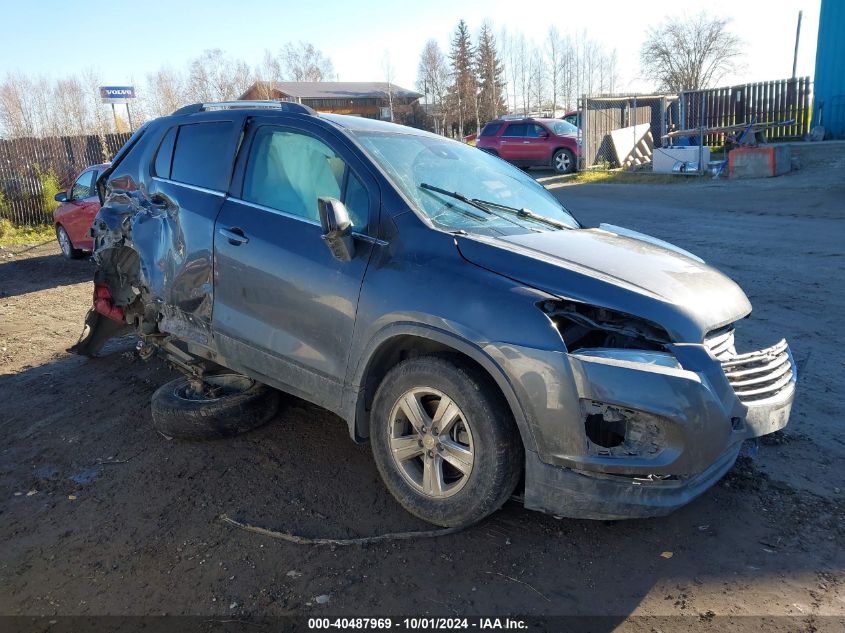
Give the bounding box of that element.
[212,121,378,413]
[66,170,98,249]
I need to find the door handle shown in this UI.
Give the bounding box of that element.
[522,141,531,144]
[219,227,249,246]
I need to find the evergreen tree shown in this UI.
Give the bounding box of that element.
[476,22,506,124]
[448,19,477,137]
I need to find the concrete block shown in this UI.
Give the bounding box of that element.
[729,145,792,178]
[653,146,710,173]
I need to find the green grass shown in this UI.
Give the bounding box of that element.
[0,220,55,248]
[538,169,704,188]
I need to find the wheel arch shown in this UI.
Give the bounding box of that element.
[349,324,536,452]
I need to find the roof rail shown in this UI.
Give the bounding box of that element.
[171,100,316,116]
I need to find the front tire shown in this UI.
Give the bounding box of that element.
[552,148,575,174]
[370,356,522,527]
[56,225,83,259]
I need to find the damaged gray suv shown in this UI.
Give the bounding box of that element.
[74,101,796,527]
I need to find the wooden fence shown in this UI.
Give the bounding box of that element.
[0,132,132,226]
[680,77,812,145]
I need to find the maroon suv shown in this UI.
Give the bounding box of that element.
[476,118,580,173]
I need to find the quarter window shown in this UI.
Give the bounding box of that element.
[480,123,502,137]
[153,127,177,178]
[242,127,368,230]
[170,122,234,190]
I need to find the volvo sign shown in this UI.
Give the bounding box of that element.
[99,86,136,104]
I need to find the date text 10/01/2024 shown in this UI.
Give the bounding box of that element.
[307,618,528,630]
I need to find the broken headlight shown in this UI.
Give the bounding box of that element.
[540,300,672,352]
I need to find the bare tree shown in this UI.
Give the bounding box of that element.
[383,51,395,122]
[640,12,742,91]
[146,67,187,117]
[416,39,449,133]
[187,49,252,103]
[279,42,334,82]
[546,26,562,115]
[0,73,37,137]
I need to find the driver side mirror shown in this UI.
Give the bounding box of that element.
[54,191,68,203]
[318,197,356,262]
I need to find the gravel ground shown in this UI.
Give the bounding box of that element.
[0,164,843,632]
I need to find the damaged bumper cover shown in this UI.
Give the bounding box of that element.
[511,336,796,520]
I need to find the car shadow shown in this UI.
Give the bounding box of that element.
[0,345,839,626]
[0,251,94,298]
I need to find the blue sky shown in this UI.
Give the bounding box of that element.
[0,0,821,93]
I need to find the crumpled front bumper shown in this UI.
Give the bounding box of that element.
[516,338,797,520]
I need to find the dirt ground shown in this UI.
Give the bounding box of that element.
[1,163,843,631]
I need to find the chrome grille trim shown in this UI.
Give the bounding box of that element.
[704,326,736,360]
[705,329,796,404]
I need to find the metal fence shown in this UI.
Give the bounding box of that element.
[0,132,131,226]
[579,94,677,170]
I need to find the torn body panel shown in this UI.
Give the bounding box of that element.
[514,331,796,519]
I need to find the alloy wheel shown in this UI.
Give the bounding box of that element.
[57,226,72,258]
[555,151,571,173]
[387,387,475,498]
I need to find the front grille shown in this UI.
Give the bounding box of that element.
[704,325,736,360]
[706,333,795,403]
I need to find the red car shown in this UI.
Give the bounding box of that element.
[476,118,580,173]
[53,163,108,259]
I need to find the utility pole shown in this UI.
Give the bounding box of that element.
[792,10,803,79]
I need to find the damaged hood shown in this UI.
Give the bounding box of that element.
[456,226,751,342]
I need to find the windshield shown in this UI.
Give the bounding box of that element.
[352,131,579,235]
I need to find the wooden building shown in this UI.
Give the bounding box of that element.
[239,81,422,121]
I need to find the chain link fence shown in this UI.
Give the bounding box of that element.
[578,94,677,171]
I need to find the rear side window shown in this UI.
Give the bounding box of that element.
[170,122,233,190]
[153,127,177,178]
[480,123,502,137]
[502,123,527,137]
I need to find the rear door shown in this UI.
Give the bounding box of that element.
[212,119,379,412]
[144,116,243,345]
[499,123,528,162]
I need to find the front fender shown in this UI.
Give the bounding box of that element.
[345,321,539,452]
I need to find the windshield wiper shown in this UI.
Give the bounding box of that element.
[468,197,573,230]
[419,183,570,231]
[419,183,494,217]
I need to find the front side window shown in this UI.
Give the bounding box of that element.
[553,120,578,136]
[242,127,368,230]
[526,124,547,138]
[170,121,233,190]
[354,131,578,236]
[71,171,94,199]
